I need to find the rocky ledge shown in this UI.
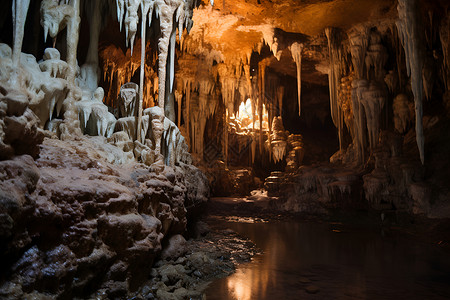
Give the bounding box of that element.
[0,134,209,299]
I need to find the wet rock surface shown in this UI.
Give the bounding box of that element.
[0,136,210,299]
[132,227,260,300]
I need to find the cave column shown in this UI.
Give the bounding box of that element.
[66,0,80,87]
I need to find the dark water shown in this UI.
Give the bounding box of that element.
[205,221,450,300]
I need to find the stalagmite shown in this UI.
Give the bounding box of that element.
[270,117,287,163]
[119,82,138,118]
[11,0,30,86]
[396,0,425,164]
[76,87,116,138]
[289,42,303,116]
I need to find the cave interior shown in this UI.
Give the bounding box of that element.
[0,0,450,299]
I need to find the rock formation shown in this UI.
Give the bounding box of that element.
[0,0,450,297]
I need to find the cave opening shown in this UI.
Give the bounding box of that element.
[1,0,450,299]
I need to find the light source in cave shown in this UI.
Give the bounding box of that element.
[229,98,269,133]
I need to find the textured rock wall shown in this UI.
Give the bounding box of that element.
[0,136,209,299]
[0,84,43,160]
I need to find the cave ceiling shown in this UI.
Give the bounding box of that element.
[183,0,399,85]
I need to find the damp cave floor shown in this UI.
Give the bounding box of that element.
[196,196,450,300]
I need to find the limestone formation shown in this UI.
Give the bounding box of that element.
[1,0,450,298]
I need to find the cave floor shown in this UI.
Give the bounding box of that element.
[200,197,450,300]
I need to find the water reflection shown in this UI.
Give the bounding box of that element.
[206,221,450,299]
[226,257,270,300]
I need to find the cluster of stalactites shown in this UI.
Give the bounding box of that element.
[114,0,209,145]
[100,42,157,109]
[236,24,282,60]
[346,26,388,163]
[172,55,219,157]
[115,0,195,55]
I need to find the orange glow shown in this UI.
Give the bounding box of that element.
[230,98,269,133]
[226,265,270,300]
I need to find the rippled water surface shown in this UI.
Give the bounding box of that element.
[205,221,450,299]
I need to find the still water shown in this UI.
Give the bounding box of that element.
[205,221,450,299]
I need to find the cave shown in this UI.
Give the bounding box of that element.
[1,0,450,299]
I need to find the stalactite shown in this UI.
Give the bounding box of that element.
[396,0,425,164]
[243,64,252,97]
[114,0,200,121]
[186,80,191,148]
[124,0,139,54]
[325,27,344,151]
[289,42,303,116]
[169,28,176,94]
[258,61,266,155]
[157,1,181,112]
[251,93,256,163]
[174,90,182,127]
[348,26,370,80]
[116,0,125,31]
[85,0,101,69]
[224,108,228,165]
[136,1,153,143]
[11,0,30,86]
[277,86,284,116]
